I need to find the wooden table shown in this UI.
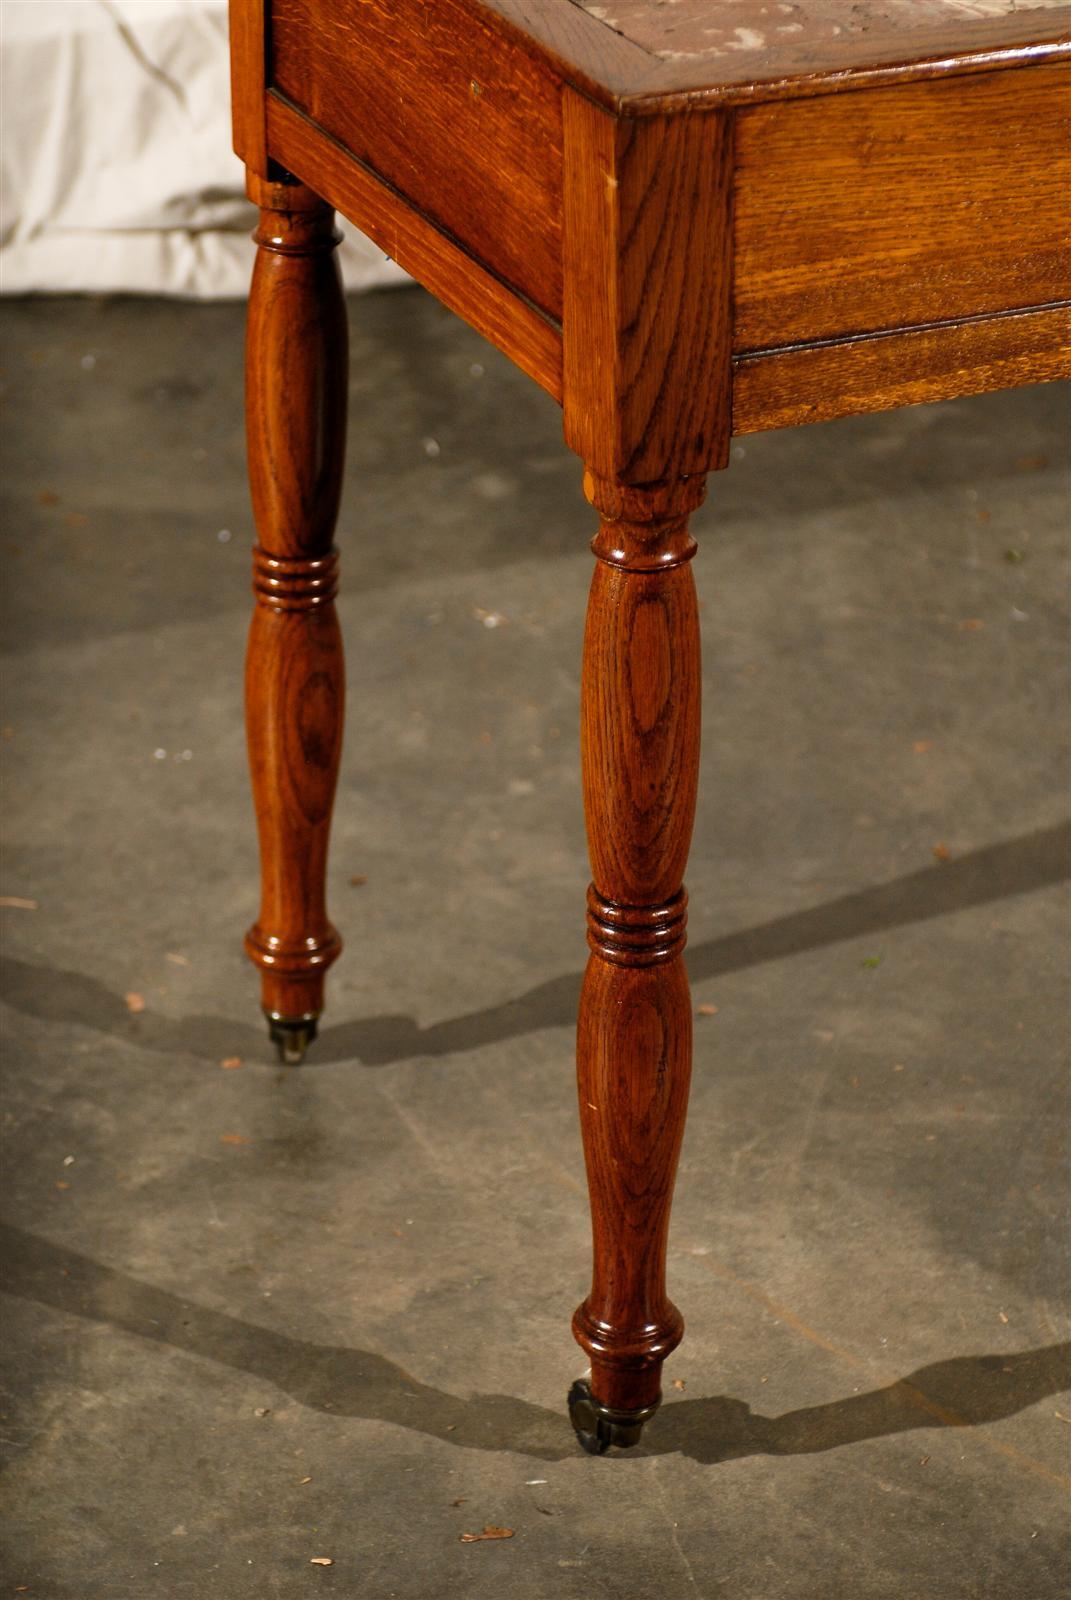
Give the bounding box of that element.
[228,0,1070,1453]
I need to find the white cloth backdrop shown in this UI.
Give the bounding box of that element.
[1,0,408,296]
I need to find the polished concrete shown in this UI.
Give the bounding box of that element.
[1,289,1069,1599]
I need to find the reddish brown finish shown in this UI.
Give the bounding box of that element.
[574,473,704,1413]
[264,96,563,400]
[734,65,1071,351]
[580,0,1071,106]
[270,0,565,318]
[229,0,1071,133]
[229,1,1071,437]
[562,89,733,483]
[479,0,654,100]
[229,0,1071,1442]
[733,302,1071,434]
[560,85,732,1413]
[229,0,268,174]
[243,176,347,1025]
[576,0,1067,64]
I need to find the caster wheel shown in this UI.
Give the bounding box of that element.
[567,1378,659,1455]
[266,1012,319,1065]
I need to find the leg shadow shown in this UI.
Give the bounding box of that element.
[655,1344,1071,1466]
[2,822,1068,1068]
[3,1223,1068,1466]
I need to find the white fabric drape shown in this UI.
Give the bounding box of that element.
[1,0,408,296]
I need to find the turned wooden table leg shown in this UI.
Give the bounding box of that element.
[559,89,730,1448]
[243,174,347,1063]
[568,472,705,1454]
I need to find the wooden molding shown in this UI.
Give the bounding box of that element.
[266,94,563,399]
[733,303,1071,434]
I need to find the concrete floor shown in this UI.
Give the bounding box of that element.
[1,288,1069,1599]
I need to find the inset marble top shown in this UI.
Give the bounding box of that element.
[566,0,1071,93]
[578,0,1067,58]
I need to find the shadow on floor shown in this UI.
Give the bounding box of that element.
[2,823,1068,1067]
[2,1222,1068,1467]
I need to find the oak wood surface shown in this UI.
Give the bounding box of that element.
[574,474,705,1414]
[578,0,1071,107]
[265,96,563,400]
[561,82,728,1409]
[734,65,1071,352]
[562,90,733,483]
[232,0,1070,1441]
[733,303,1071,433]
[574,0,1069,64]
[479,0,652,95]
[229,0,268,173]
[232,0,1071,139]
[363,0,1071,113]
[241,3,1070,435]
[243,177,346,1024]
[270,0,564,320]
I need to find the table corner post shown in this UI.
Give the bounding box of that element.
[560,86,734,1451]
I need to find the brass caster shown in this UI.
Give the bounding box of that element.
[567,1378,659,1455]
[266,1012,319,1065]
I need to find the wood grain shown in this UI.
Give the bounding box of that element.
[575,0,1069,66]
[457,0,1071,114]
[270,0,564,319]
[235,0,1071,1432]
[610,4,1071,108]
[478,0,653,102]
[732,302,1071,433]
[266,96,563,400]
[243,177,346,1025]
[573,474,705,1414]
[246,0,1071,132]
[562,89,730,1412]
[734,65,1071,351]
[562,89,734,483]
[228,0,268,174]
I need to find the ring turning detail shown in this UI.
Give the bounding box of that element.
[252,547,340,610]
[585,886,689,967]
[571,477,704,1443]
[242,175,347,1059]
[231,0,1070,1454]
